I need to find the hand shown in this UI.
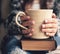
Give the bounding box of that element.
[41,13,58,36]
[21,15,35,37]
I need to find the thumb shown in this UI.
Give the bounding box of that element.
[52,13,57,18]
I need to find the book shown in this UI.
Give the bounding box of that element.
[21,39,56,51]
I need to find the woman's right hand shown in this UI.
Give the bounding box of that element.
[20,15,35,37]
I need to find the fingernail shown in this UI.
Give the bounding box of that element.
[32,29,34,32]
[32,21,35,24]
[29,33,32,36]
[45,20,48,23]
[46,33,49,35]
[42,25,45,28]
[27,16,30,19]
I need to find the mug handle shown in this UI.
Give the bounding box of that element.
[15,11,28,30]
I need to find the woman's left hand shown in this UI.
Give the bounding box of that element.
[41,13,58,37]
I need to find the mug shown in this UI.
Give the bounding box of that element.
[15,9,53,39]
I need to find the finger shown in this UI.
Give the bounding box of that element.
[46,32,55,36]
[20,15,30,21]
[22,29,34,35]
[24,33,33,37]
[42,24,57,28]
[42,28,57,33]
[52,13,57,18]
[44,18,57,24]
[22,20,35,27]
